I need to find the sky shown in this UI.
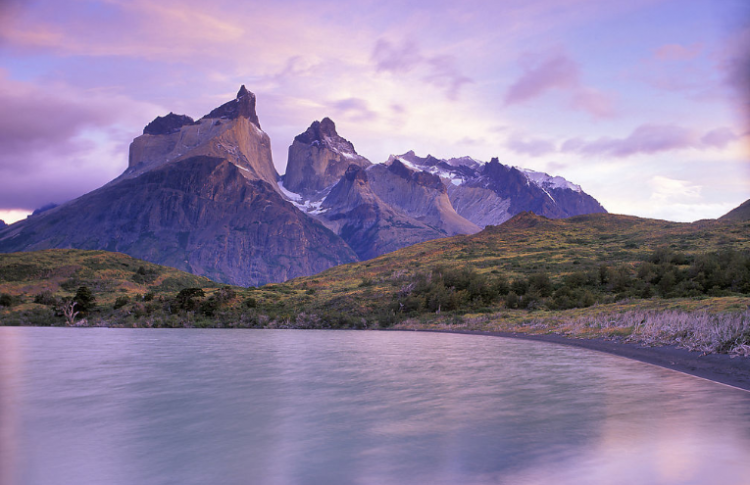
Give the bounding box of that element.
[0,0,748,224]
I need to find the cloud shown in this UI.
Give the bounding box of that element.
[701,127,739,149]
[654,43,702,61]
[649,176,701,202]
[371,39,473,100]
[504,52,616,118]
[504,54,579,105]
[505,133,557,157]
[569,87,616,118]
[0,74,158,210]
[372,39,423,72]
[331,98,378,121]
[561,124,742,158]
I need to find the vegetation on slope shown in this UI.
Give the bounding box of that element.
[1,213,749,355]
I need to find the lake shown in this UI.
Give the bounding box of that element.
[1,327,749,485]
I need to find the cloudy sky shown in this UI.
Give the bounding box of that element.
[0,0,748,224]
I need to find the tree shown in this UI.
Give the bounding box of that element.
[73,286,96,314]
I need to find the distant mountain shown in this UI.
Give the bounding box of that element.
[0,87,357,286]
[719,199,750,222]
[0,87,609,284]
[391,151,606,226]
[280,127,606,260]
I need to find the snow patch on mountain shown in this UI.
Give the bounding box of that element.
[278,180,329,215]
[519,168,582,193]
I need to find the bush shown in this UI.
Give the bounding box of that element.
[114,296,130,310]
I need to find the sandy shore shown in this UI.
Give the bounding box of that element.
[397,329,750,392]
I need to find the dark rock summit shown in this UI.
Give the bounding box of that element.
[143,113,196,135]
[203,85,262,128]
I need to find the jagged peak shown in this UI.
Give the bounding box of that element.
[202,85,261,128]
[294,117,340,144]
[143,112,196,135]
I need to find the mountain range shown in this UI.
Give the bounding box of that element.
[0,86,607,286]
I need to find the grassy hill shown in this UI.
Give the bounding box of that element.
[1,213,749,355]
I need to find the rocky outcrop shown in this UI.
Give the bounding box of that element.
[283,118,371,196]
[0,156,357,286]
[125,85,279,191]
[0,220,5,230]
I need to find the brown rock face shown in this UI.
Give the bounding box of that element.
[368,161,480,236]
[0,156,357,286]
[126,85,279,191]
[319,165,445,260]
[283,118,371,195]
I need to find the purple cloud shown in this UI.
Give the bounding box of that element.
[505,133,557,157]
[561,124,739,158]
[331,97,378,121]
[372,39,423,73]
[0,74,153,210]
[561,124,696,157]
[504,52,616,118]
[701,127,738,149]
[504,53,579,105]
[371,39,472,100]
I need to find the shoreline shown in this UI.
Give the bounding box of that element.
[390,328,750,392]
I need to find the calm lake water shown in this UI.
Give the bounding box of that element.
[1,328,750,485]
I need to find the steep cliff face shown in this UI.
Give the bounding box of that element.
[0,156,357,286]
[125,85,279,191]
[283,118,371,195]
[318,165,444,260]
[367,160,480,236]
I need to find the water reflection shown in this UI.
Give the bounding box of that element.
[1,328,749,485]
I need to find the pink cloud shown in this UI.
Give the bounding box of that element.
[504,54,579,105]
[569,87,616,119]
[504,52,616,118]
[654,43,702,61]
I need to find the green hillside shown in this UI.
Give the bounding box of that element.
[1,213,749,355]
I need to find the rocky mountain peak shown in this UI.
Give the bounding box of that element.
[294,117,342,145]
[284,118,370,195]
[0,220,6,230]
[203,85,261,128]
[143,113,196,136]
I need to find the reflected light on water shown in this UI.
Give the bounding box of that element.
[1,328,749,485]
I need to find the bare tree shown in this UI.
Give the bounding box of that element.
[61,301,79,326]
